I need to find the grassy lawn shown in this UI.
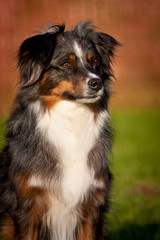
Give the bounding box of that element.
[108,110,160,240]
[0,110,160,239]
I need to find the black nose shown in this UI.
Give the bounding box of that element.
[88,78,102,91]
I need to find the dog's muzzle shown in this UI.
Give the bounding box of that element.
[88,78,103,92]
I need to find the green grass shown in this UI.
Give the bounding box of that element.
[0,110,160,239]
[108,110,160,240]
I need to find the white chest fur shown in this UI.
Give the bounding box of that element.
[36,101,108,204]
[31,100,108,240]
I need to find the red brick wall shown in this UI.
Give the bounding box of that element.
[0,0,160,114]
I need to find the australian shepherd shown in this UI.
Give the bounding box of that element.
[0,21,119,240]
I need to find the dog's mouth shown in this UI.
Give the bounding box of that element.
[76,95,101,104]
[83,95,99,99]
[76,83,104,104]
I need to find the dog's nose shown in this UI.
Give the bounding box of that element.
[88,78,102,91]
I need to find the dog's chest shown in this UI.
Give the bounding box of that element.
[38,101,106,205]
[32,101,108,239]
[37,101,107,205]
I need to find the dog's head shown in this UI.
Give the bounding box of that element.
[18,21,119,108]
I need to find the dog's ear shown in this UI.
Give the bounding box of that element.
[17,25,65,87]
[18,33,55,87]
[96,32,120,78]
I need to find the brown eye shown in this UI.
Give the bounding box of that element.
[63,62,72,68]
[93,58,98,64]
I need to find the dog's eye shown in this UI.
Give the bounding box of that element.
[93,57,99,64]
[63,62,72,68]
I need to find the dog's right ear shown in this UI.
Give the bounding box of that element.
[96,32,120,79]
[17,25,65,87]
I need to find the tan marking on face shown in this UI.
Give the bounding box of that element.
[87,52,94,63]
[52,80,74,96]
[41,80,74,109]
[40,71,50,85]
[41,95,61,109]
[69,54,76,62]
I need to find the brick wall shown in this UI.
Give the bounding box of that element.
[0,0,160,114]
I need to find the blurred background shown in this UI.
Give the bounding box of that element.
[0,0,160,113]
[0,0,160,239]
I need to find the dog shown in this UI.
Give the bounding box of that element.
[0,21,119,240]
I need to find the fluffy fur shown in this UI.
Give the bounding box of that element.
[0,21,119,240]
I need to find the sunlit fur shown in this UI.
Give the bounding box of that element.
[0,21,119,240]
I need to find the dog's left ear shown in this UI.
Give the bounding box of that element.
[17,25,65,87]
[17,33,55,87]
[96,32,120,77]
